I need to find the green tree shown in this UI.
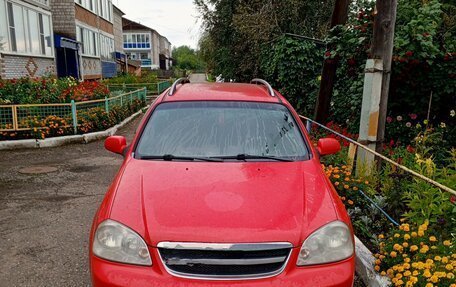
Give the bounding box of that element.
[172,45,206,71]
[195,0,334,81]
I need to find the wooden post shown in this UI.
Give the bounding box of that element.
[314,0,350,123]
[374,0,398,153]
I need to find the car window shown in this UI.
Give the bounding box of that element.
[135,101,309,161]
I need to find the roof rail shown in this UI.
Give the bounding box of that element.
[250,79,275,97]
[168,77,190,96]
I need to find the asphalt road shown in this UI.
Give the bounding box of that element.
[0,116,142,287]
[189,73,207,83]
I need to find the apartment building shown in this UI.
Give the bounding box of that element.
[50,0,119,79]
[0,0,55,79]
[122,17,172,71]
[159,35,171,70]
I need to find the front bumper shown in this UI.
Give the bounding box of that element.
[91,248,355,287]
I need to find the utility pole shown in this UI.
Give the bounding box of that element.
[374,0,398,153]
[356,0,398,174]
[314,0,350,123]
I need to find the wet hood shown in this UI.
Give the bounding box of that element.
[109,159,338,247]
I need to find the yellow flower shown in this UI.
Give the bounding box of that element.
[443,240,452,246]
[404,234,410,240]
[410,245,418,252]
[411,232,417,238]
[434,256,442,261]
[390,251,397,258]
[442,257,449,263]
[446,264,454,271]
[378,234,385,239]
[423,270,432,278]
[402,242,409,248]
[429,236,437,242]
[425,283,433,287]
[429,275,439,283]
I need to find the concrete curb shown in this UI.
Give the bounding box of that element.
[0,108,146,151]
[355,236,390,287]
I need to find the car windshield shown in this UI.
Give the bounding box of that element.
[135,101,309,161]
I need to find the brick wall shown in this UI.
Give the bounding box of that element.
[50,0,76,39]
[0,54,55,79]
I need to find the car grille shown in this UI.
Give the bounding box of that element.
[157,242,292,280]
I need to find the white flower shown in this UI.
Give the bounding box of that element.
[451,110,455,117]
[406,122,412,128]
[397,116,403,121]
[440,122,446,128]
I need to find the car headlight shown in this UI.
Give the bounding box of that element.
[93,219,152,266]
[297,221,354,266]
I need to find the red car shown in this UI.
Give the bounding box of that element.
[90,78,355,287]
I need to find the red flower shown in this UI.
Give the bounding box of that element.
[451,195,456,204]
[347,58,356,66]
[406,145,415,153]
[389,139,395,147]
[325,51,332,57]
[422,32,430,37]
[405,51,413,57]
[409,113,417,120]
[386,116,393,123]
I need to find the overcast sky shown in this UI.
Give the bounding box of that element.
[115,0,202,49]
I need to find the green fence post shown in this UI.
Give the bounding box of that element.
[120,94,123,106]
[71,100,77,135]
[105,97,109,113]
[157,82,160,94]
[143,88,147,102]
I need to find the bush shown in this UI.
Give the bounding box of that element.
[0,77,110,104]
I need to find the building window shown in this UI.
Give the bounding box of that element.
[98,0,112,22]
[75,0,97,14]
[0,0,8,50]
[77,25,99,57]
[123,33,151,49]
[100,34,114,61]
[2,0,52,56]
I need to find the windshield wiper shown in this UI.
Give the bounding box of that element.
[213,154,294,162]
[139,154,224,162]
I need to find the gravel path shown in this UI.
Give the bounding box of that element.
[0,116,142,287]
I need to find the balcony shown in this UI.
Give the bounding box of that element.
[123,43,151,49]
[141,59,152,67]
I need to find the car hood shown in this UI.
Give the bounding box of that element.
[110,159,338,247]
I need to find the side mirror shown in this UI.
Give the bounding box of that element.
[317,138,341,156]
[105,136,127,155]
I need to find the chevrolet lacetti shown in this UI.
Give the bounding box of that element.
[90,78,355,287]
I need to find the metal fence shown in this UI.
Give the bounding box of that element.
[0,88,147,134]
[107,81,171,99]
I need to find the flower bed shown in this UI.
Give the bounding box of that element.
[0,77,146,141]
[0,77,109,105]
[313,116,455,287]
